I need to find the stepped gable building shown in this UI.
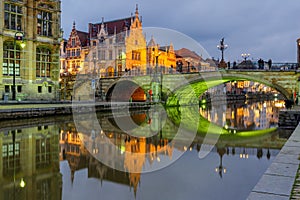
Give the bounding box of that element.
[86,4,147,77]
[60,22,89,75]
[147,36,176,73]
[0,0,61,100]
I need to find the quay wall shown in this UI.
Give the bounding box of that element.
[279,109,300,129]
[0,102,151,120]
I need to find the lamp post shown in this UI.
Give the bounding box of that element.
[12,32,25,100]
[151,48,161,102]
[241,53,250,61]
[217,37,228,68]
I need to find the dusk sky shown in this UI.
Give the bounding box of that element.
[61,0,300,63]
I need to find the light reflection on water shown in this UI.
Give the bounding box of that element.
[200,99,285,130]
[0,100,292,200]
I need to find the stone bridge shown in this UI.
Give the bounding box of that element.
[74,70,300,102]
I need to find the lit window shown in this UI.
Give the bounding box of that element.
[37,11,52,36]
[36,47,51,77]
[3,41,21,76]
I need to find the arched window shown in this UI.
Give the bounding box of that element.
[3,41,21,76]
[36,47,51,77]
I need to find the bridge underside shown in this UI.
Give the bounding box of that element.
[106,80,147,102]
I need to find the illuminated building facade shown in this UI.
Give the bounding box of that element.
[86,5,147,77]
[147,36,176,73]
[0,0,61,100]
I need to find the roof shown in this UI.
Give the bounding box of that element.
[175,48,202,60]
[89,17,133,38]
[76,30,89,47]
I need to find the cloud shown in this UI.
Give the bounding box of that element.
[61,0,300,62]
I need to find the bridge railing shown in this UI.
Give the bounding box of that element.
[227,62,299,71]
[74,62,299,80]
[80,67,218,79]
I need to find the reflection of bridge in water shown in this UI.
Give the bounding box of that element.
[0,112,289,198]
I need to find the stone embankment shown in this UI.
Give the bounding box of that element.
[0,101,152,120]
[279,107,300,129]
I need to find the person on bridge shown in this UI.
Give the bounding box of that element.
[267,59,272,70]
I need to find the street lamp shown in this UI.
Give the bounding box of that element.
[241,53,250,61]
[217,37,228,68]
[151,48,161,102]
[12,32,26,100]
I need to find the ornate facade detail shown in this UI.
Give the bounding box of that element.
[0,0,61,100]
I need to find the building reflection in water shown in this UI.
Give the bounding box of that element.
[0,124,61,200]
[199,99,285,131]
[59,107,290,197]
[0,101,290,199]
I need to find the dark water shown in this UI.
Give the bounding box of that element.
[0,99,292,200]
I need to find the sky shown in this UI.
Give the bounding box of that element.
[61,0,300,63]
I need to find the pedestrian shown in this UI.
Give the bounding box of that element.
[233,61,237,69]
[267,59,272,70]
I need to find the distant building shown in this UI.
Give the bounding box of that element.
[175,48,215,72]
[0,0,62,100]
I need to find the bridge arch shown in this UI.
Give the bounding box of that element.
[166,72,290,106]
[105,79,148,102]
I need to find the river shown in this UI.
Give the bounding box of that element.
[0,99,292,200]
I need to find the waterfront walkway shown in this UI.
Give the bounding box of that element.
[248,106,300,200]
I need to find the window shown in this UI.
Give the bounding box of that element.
[36,47,51,77]
[48,86,52,93]
[3,41,21,76]
[17,85,22,93]
[76,49,80,56]
[37,10,52,36]
[36,138,51,168]
[98,50,105,60]
[38,86,42,93]
[71,38,75,47]
[67,50,70,57]
[4,3,22,30]
[109,50,113,60]
[132,51,141,60]
[5,86,10,93]
[71,49,75,57]
[2,142,20,176]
